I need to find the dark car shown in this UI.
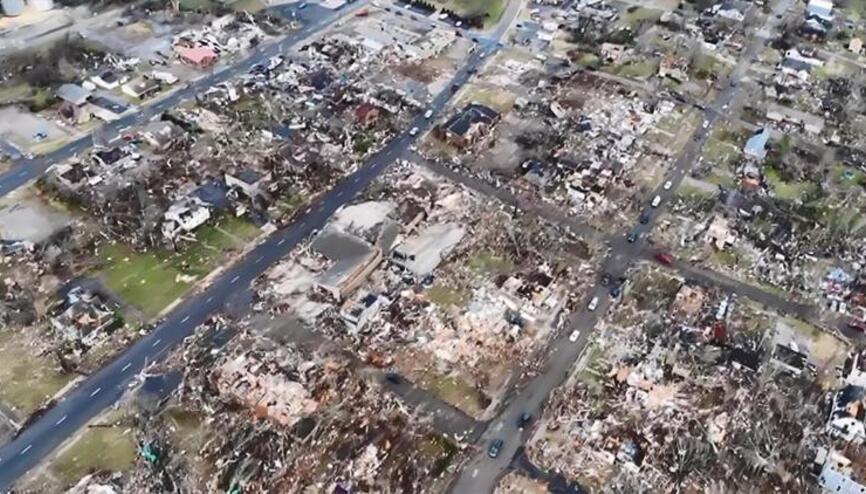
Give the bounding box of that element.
[487,439,504,458]
[384,372,401,384]
[600,273,611,286]
[627,231,639,243]
[654,252,674,266]
[848,320,866,333]
[610,285,622,298]
[517,413,532,428]
[639,211,651,224]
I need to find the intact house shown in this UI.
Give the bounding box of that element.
[56,83,93,125]
[50,286,118,347]
[162,196,211,240]
[438,103,500,148]
[744,127,770,160]
[176,45,218,69]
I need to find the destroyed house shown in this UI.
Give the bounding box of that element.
[162,197,211,239]
[392,223,465,278]
[226,169,271,199]
[50,286,117,346]
[440,103,500,148]
[341,292,385,331]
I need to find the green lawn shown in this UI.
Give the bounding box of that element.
[427,284,469,308]
[433,0,505,26]
[97,217,262,316]
[416,372,488,417]
[763,168,817,201]
[0,330,72,416]
[618,7,663,29]
[609,59,659,79]
[50,412,137,486]
[468,250,513,276]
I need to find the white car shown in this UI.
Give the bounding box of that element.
[651,195,662,208]
[663,180,673,190]
[424,109,433,119]
[702,120,709,129]
[587,296,599,311]
[409,127,419,136]
[569,329,581,343]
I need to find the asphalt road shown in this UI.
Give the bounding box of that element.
[447,0,797,490]
[0,7,505,491]
[0,0,369,199]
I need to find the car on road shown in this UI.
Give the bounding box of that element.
[654,252,674,266]
[488,439,504,458]
[663,180,673,190]
[409,127,419,136]
[610,285,622,298]
[702,120,709,129]
[517,412,532,428]
[639,211,650,224]
[627,231,639,243]
[569,329,580,342]
[651,195,662,208]
[424,109,433,119]
[600,273,611,286]
[384,372,401,384]
[587,296,599,311]
[848,320,866,333]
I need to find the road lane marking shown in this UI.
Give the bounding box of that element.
[278,238,286,245]
[121,363,131,372]
[336,190,343,197]
[89,387,101,397]
[354,176,361,183]
[181,315,190,323]
[255,256,264,264]
[231,275,240,284]
[19,445,31,456]
[56,415,67,426]
[151,339,162,348]
[206,296,213,304]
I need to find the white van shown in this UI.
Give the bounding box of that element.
[651,195,662,208]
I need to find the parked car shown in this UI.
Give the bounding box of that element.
[587,296,599,311]
[654,252,674,266]
[517,412,532,428]
[848,320,866,333]
[600,273,611,286]
[488,439,504,458]
[424,109,433,119]
[569,329,580,342]
[651,195,662,208]
[627,231,639,243]
[663,180,673,190]
[639,211,651,224]
[409,127,419,136]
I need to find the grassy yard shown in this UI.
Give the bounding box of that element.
[97,216,262,316]
[702,128,742,166]
[416,371,488,417]
[433,0,505,26]
[49,412,137,486]
[609,59,659,79]
[618,6,663,29]
[426,283,470,308]
[0,330,72,417]
[763,168,817,201]
[468,250,513,276]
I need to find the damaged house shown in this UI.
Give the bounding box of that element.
[50,286,119,347]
